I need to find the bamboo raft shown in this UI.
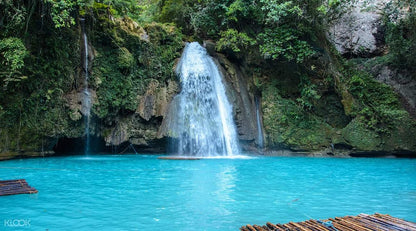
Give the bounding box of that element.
[241,213,416,231]
[0,179,38,196]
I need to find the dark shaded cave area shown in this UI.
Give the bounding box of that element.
[53,136,168,155]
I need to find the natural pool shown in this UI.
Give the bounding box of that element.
[0,155,415,230]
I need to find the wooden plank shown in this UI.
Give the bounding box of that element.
[282,223,295,230]
[341,216,386,231]
[0,179,27,184]
[0,179,37,196]
[266,222,280,230]
[355,215,401,231]
[358,215,409,231]
[289,221,314,231]
[302,220,331,231]
[246,224,258,231]
[253,224,266,231]
[243,214,416,231]
[373,214,416,229]
[261,225,272,231]
[265,222,286,231]
[241,226,251,231]
[276,223,289,231]
[329,218,362,231]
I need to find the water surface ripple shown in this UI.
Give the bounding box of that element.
[0,155,415,230]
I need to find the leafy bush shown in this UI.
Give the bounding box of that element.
[0,37,28,89]
[216,29,256,53]
[384,1,416,70]
[258,27,315,63]
[345,70,408,133]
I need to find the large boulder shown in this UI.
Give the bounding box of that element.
[328,0,388,57]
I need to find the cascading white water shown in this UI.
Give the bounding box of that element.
[81,19,91,154]
[172,42,240,156]
[255,96,264,149]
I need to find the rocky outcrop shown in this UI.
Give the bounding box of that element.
[104,115,162,148]
[339,117,416,156]
[137,79,179,121]
[215,54,265,150]
[328,0,388,57]
[373,66,416,116]
[355,59,416,117]
[104,79,179,148]
[65,89,98,122]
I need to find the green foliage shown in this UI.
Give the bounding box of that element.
[345,70,408,133]
[0,37,28,89]
[0,38,27,71]
[258,27,315,63]
[260,0,303,25]
[384,1,416,70]
[43,0,161,28]
[156,0,348,63]
[133,0,161,22]
[90,0,160,22]
[92,18,183,120]
[262,85,333,150]
[158,0,195,33]
[189,1,229,37]
[44,0,78,28]
[216,29,256,53]
[94,48,138,118]
[117,47,134,73]
[154,0,360,65]
[226,0,260,23]
[0,22,81,152]
[0,0,27,37]
[296,76,321,111]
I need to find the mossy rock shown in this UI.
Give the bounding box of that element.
[383,116,416,152]
[262,86,335,151]
[341,118,382,151]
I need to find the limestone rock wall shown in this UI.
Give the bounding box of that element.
[215,54,257,142]
[328,0,388,57]
[104,79,179,149]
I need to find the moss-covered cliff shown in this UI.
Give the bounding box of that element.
[1,0,415,160]
[0,2,183,159]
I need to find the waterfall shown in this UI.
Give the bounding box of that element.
[171,42,240,156]
[255,96,264,149]
[81,18,91,154]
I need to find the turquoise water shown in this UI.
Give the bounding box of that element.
[0,155,415,230]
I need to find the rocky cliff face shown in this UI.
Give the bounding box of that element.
[103,79,179,150]
[84,18,183,153]
[328,0,416,118]
[1,2,415,160]
[323,0,416,157]
[158,41,263,152]
[374,67,416,116]
[0,14,184,159]
[100,35,416,157]
[328,0,388,58]
[215,55,258,144]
